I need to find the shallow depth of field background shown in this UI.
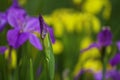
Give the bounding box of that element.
[0,0,120,80]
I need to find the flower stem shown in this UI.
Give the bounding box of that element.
[102,57,107,80]
[101,47,107,80]
[30,59,34,80]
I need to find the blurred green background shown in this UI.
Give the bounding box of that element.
[0,0,120,80]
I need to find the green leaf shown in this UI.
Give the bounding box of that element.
[43,34,55,80]
[30,59,34,80]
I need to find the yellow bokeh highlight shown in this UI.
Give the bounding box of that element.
[52,40,63,55]
[5,49,17,69]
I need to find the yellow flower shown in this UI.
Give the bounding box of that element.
[91,15,101,33]
[84,60,102,72]
[5,49,17,69]
[51,17,64,37]
[75,13,83,33]
[83,0,104,14]
[80,13,100,33]
[52,40,63,55]
[56,9,76,33]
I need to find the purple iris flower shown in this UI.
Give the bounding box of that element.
[81,27,112,53]
[0,46,7,54]
[0,0,42,50]
[7,11,43,50]
[94,70,120,80]
[39,15,55,43]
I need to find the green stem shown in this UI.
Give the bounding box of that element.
[102,57,107,80]
[101,47,107,80]
[30,59,34,80]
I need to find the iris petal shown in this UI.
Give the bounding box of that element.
[80,43,100,53]
[0,12,7,32]
[7,28,29,48]
[24,17,40,33]
[29,34,43,50]
[7,7,26,28]
[110,53,120,66]
[47,27,55,43]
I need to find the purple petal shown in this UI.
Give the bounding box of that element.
[47,27,55,43]
[0,46,7,54]
[97,27,112,47]
[7,28,29,48]
[29,34,43,50]
[106,70,120,80]
[16,32,29,48]
[94,71,102,80]
[7,7,26,28]
[24,17,40,33]
[80,43,100,53]
[0,12,7,32]
[110,53,120,66]
[117,41,120,52]
[94,70,120,80]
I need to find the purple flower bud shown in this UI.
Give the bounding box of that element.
[39,15,47,39]
[39,15,55,43]
[97,27,112,47]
